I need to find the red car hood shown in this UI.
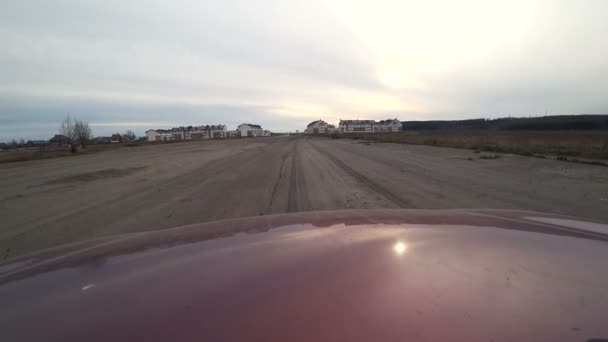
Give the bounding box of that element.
[1,209,608,342]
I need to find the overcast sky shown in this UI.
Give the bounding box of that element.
[2,0,607,140]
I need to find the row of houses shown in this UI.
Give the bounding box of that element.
[145,123,271,142]
[146,125,228,142]
[339,119,402,133]
[305,119,402,134]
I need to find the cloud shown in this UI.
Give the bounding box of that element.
[1,0,607,140]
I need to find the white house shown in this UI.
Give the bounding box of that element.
[305,120,330,134]
[238,124,264,137]
[339,120,375,133]
[146,129,173,141]
[374,119,402,132]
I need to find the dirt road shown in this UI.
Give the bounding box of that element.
[1,136,607,257]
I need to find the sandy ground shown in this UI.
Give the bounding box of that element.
[1,135,607,257]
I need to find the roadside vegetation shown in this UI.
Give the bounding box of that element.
[329,115,608,165]
[1,144,118,163]
[330,130,608,164]
[0,135,210,164]
[0,140,161,164]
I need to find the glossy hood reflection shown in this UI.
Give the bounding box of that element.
[1,209,608,342]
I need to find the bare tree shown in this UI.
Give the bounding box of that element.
[19,138,25,146]
[59,115,93,152]
[74,120,92,148]
[59,115,78,153]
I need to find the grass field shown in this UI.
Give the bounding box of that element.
[0,143,144,164]
[331,130,608,162]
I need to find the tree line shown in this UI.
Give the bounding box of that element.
[401,115,608,131]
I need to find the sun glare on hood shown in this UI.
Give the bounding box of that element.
[393,241,407,255]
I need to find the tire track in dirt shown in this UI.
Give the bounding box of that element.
[287,138,310,212]
[307,139,414,208]
[266,140,293,212]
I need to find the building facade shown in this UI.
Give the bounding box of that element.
[305,120,330,134]
[338,119,402,133]
[339,120,375,133]
[48,134,71,146]
[111,134,124,143]
[237,124,264,137]
[374,119,402,132]
[146,125,227,142]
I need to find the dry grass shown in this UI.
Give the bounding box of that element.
[332,130,608,161]
[0,139,219,164]
[0,144,125,164]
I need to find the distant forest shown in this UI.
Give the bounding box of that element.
[401,115,608,131]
